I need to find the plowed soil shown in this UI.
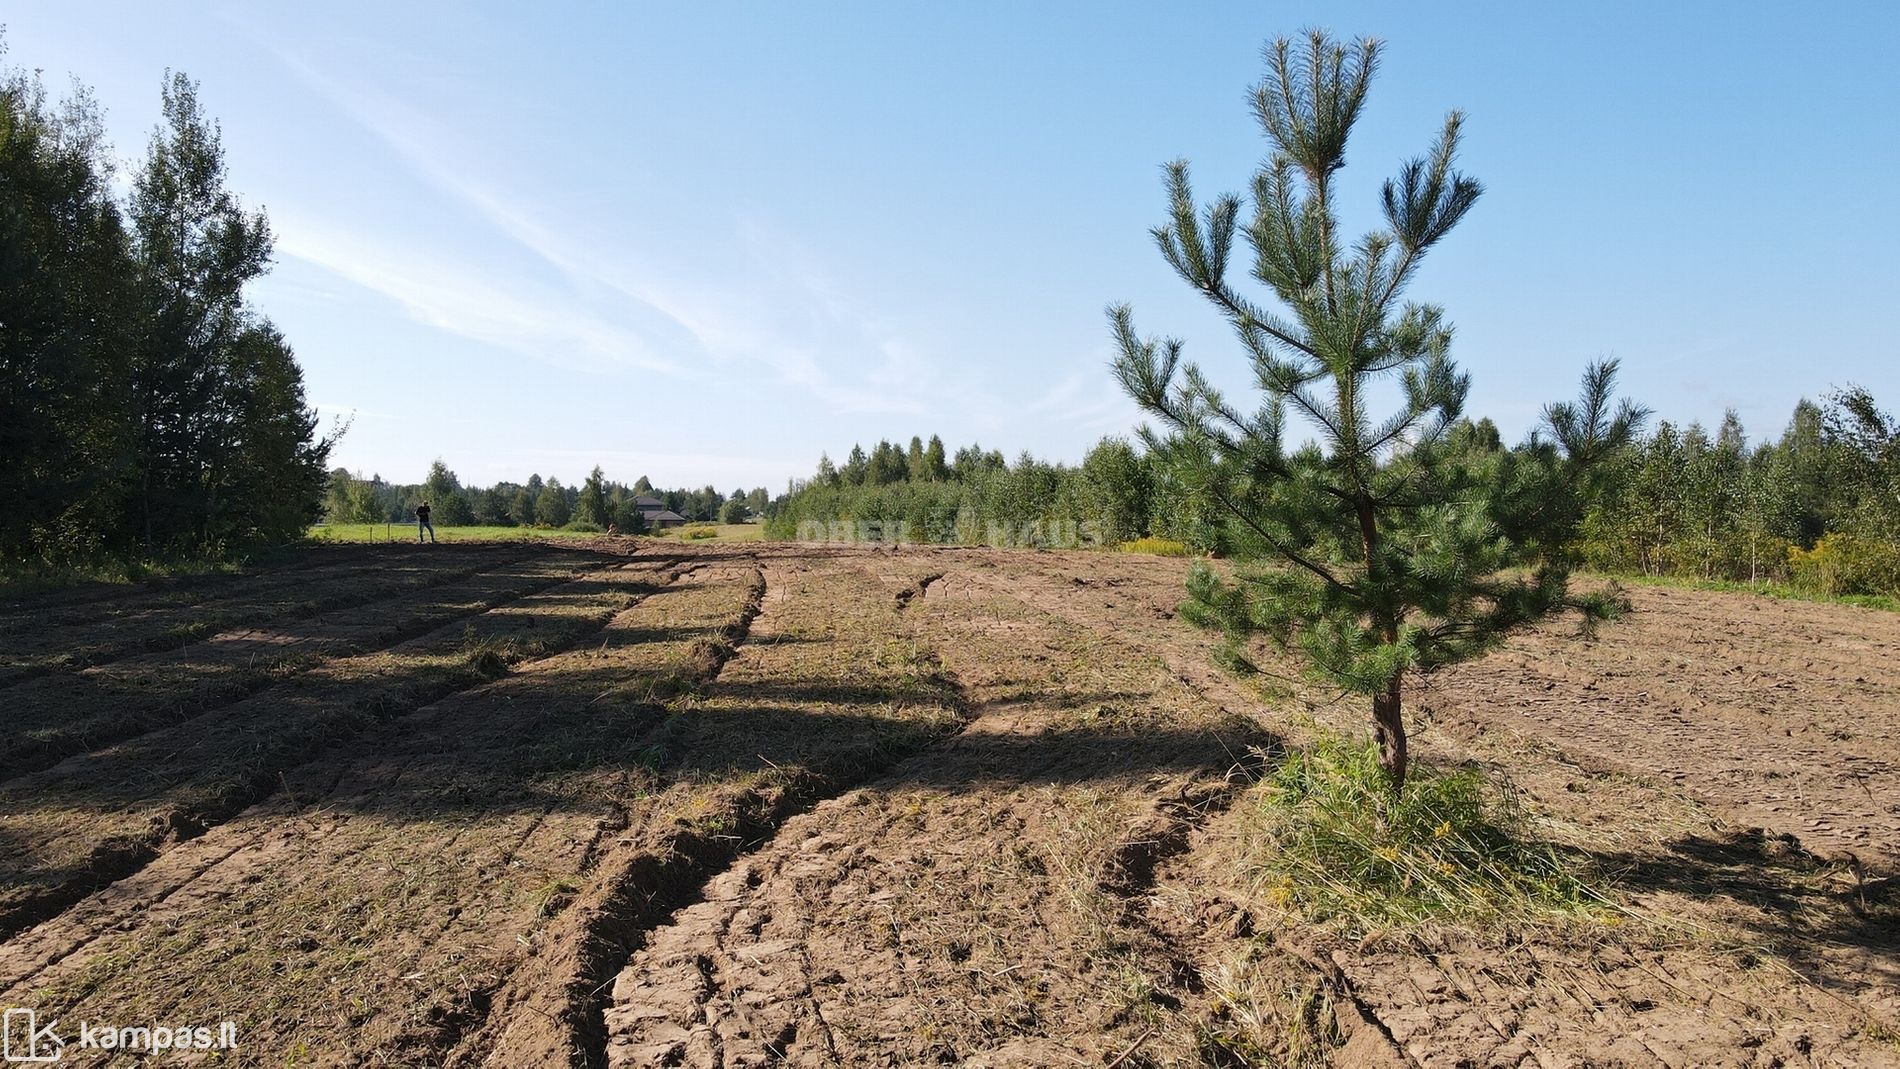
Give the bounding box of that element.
[1,542,1894,1067]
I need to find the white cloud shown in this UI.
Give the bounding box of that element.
[268,46,956,417]
[272,212,679,376]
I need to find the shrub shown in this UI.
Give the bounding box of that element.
[1116,536,1191,557]
[683,527,718,540]
[1235,730,1597,930]
[562,520,603,534]
[1788,532,1900,597]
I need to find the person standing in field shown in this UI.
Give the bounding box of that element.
[416,500,435,543]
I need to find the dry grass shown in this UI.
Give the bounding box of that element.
[1117,536,1193,557]
[1232,726,1604,933]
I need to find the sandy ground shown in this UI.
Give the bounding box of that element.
[0,541,1894,1066]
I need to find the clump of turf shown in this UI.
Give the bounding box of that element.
[1237,729,1600,930]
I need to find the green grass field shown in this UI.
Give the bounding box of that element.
[308,524,605,544]
[1601,570,1900,614]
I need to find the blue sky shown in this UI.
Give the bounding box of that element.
[7,2,1896,490]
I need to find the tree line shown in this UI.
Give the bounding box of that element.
[763,435,1162,546]
[1574,388,1898,596]
[324,461,770,532]
[1,45,332,568]
[764,387,1900,598]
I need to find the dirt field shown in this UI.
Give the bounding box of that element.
[1,540,1894,1066]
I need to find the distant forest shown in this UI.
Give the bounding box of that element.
[323,462,770,532]
[767,393,1900,598]
[1,49,331,567]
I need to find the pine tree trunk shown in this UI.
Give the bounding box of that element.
[1372,681,1407,791]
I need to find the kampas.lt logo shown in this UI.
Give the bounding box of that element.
[2,1009,63,1063]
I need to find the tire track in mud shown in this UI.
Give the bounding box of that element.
[597,559,1271,1068]
[1415,581,1900,871]
[452,563,776,1064]
[0,542,364,622]
[0,546,472,656]
[0,548,614,778]
[0,544,545,689]
[0,555,768,1065]
[460,556,976,1068]
[0,558,678,944]
[0,556,685,992]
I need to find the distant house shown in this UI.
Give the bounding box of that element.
[632,495,687,529]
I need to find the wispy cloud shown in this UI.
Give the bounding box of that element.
[1022,366,1144,436]
[271,211,679,376]
[267,45,956,416]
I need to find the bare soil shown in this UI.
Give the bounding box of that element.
[1,542,1894,1066]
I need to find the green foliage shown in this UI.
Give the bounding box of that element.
[1238,730,1598,929]
[534,480,570,527]
[1575,390,1900,596]
[1788,533,1900,598]
[767,432,1178,550]
[0,53,331,567]
[719,498,749,524]
[509,484,537,527]
[577,465,610,528]
[422,460,473,526]
[1110,30,1617,786]
[1078,437,1153,545]
[323,470,382,524]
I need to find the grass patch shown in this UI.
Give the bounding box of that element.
[1115,536,1192,557]
[1237,730,1600,930]
[1598,570,1900,614]
[1194,956,1340,1068]
[648,522,762,543]
[307,524,607,544]
[0,553,247,602]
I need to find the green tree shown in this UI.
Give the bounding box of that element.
[421,460,472,525]
[1110,31,1619,789]
[842,444,868,486]
[925,435,950,481]
[906,436,928,481]
[508,485,536,527]
[534,479,570,527]
[814,452,840,487]
[470,486,515,526]
[868,440,907,485]
[1823,386,1900,534]
[212,320,330,542]
[1078,437,1153,545]
[720,497,749,524]
[324,469,380,524]
[128,71,278,550]
[1740,443,1798,580]
[0,65,138,562]
[1779,400,1832,543]
[577,465,610,528]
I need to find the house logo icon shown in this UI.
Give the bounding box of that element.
[2,1010,63,1063]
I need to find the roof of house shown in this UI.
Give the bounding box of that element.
[646,510,687,524]
[633,495,664,508]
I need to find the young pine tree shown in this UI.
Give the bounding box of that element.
[1111,31,1624,789]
